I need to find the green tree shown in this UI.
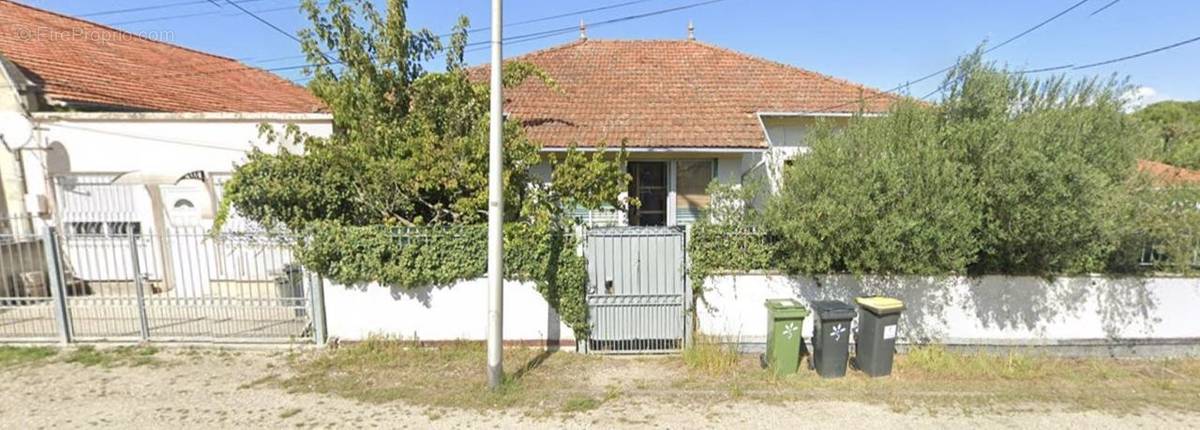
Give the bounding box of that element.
[766,102,981,274]
[219,0,627,230]
[765,49,1158,275]
[215,0,630,336]
[1133,100,1200,170]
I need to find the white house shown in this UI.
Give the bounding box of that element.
[0,0,332,237]
[473,35,895,226]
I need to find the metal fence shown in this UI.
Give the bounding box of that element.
[0,229,59,341]
[1139,241,1200,268]
[0,226,326,344]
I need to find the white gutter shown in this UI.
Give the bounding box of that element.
[31,112,333,122]
[540,146,764,154]
[757,111,886,118]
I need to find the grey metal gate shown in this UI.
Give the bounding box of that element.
[53,227,320,343]
[0,226,61,342]
[0,225,327,344]
[583,226,688,353]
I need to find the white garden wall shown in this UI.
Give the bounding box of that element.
[324,278,575,345]
[699,274,1200,353]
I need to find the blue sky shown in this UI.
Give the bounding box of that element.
[23,0,1200,104]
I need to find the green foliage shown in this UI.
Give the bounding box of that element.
[1133,101,1200,170]
[760,48,1177,275]
[943,54,1144,274]
[767,102,981,274]
[688,180,781,294]
[215,1,630,338]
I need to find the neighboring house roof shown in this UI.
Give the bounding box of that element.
[472,39,897,149]
[0,0,323,113]
[1139,159,1200,185]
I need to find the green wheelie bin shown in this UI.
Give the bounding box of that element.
[853,296,906,377]
[763,299,809,376]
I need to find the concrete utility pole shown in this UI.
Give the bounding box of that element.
[486,0,505,391]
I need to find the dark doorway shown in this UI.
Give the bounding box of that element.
[627,161,668,226]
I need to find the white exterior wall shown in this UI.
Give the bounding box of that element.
[324,278,576,344]
[0,66,35,232]
[699,274,1200,347]
[30,113,332,178]
[18,113,332,229]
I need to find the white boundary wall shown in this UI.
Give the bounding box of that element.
[699,274,1200,349]
[324,278,575,344]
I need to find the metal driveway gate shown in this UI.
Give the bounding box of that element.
[53,227,320,343]
[0,226,60,342]
[583,226,688,353]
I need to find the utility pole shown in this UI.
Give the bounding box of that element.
[486,0,505,391]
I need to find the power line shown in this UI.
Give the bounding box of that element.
[234,0,666,68]
[463,0,730,52]
[221,0,304,45]
[1072,34,1200,70]
[464,0,660,36]
[807,0,1094,114]
[77,0,275,18]
[142,0,730,81]
[109,2,318,26]
[218,0,334,64]
[1090,0,1121,16]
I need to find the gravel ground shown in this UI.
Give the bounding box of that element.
[1,349,1197,429]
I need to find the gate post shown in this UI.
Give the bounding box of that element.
[129,233,151,341]
[306,270,328,346]
[682,225,693,349]
[41,227,72,344]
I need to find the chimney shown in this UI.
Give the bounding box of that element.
[580,19,588,41]
[687,20,695,41]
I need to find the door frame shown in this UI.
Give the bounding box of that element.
[625,160,677,226]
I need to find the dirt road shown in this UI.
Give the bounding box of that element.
[1,348,1197,429]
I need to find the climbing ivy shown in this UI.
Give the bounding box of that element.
[298,221,591,337]
[686,180,783,296]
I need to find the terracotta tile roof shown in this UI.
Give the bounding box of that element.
[1139,160,1200,185]
[472,39,897,149]
[0,0,322,113]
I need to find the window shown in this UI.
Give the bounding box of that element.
[108,221,142,237]
[627,162,668,226]
[66,221,142,237]
[676,160,714,224]
[67,222,105,236]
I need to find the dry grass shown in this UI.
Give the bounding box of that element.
[282,340,1200,414]
[64,345,163,368]
[0,346,57,368]
[280,338,605,413]
[682,334,741,376]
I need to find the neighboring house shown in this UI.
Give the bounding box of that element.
[1139,159,1200,186]
[0,0,332,237]
[480,36,896,226]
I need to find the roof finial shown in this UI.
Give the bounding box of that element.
[580,19,588,41]
[687,20,695,41]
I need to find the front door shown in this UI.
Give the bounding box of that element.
[627,162,668,226]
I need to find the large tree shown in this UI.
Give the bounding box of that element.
[1133,100,1200,170]
[766,49,1177,275]
[218,0,626,231]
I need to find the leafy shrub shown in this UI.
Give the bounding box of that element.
[767,101,981,274]
[763,50,1160,276]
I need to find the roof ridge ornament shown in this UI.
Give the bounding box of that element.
[687,20,695,41]
[580,19,587,41]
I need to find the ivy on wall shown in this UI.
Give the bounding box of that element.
[298,221,591,338]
